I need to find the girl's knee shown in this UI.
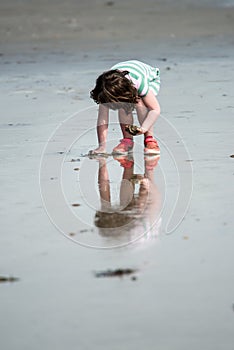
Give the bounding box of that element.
[136,98,145,108]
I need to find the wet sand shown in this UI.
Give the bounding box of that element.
[1,0,234,349]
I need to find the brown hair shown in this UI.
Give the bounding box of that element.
[90,69,139,112]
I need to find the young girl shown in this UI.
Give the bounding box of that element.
[90,60,161,155]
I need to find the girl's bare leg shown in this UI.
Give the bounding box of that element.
[136,100,154,138]
[118,108,134,139]
[136,92,160,137]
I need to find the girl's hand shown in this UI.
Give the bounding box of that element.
[125,124,145,136]
[89,146,107,155]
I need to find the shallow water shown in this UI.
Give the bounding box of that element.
[39,108,193,249]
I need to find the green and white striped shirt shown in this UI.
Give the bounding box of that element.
[111,60,160,97]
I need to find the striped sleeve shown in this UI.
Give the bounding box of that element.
[111,60,150,97]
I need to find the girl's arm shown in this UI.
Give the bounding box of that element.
[140,90,161,132]
[92,104,109,154]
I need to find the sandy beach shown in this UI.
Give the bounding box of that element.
[1,0,234,349]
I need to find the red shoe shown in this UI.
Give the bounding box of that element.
[113,154,134,168]
[144,136,160,155]
[112,138,133,155]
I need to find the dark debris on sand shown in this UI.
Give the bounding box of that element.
[0,276,19,283]
[94,268,138,279]
[70,158,81,162]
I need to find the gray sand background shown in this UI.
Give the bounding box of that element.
[1,0,234,349]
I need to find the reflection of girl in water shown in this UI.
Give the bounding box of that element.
[94,155,161,242]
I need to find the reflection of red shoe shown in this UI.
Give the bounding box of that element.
[144,136,160,155]
[112,138,133,155]
[144,155,160,170]
[113,154,134,168]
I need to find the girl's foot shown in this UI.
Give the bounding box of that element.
[89,146,106,155]
[112,138,133,155]
[144,136,160,155]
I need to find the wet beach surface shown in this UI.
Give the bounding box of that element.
[1,0,234,349]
